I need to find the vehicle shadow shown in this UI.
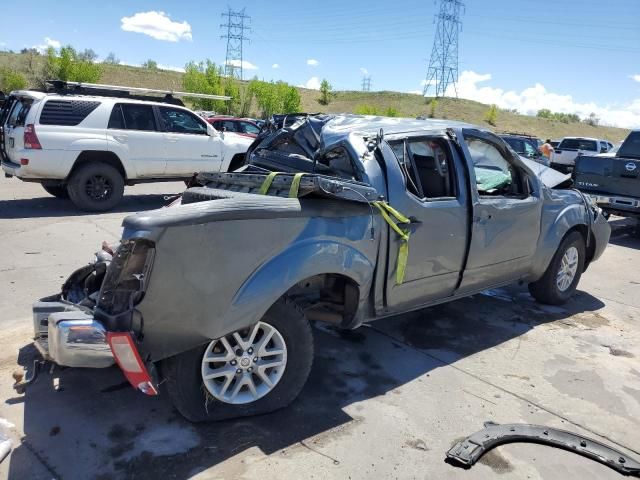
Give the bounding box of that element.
[0,193,178,220]
[608,218,640,249]
[6,285,605,479]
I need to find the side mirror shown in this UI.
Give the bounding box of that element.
[206,124,220,137]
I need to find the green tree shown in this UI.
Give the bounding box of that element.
[44,45,102,83]
[249,79,301,118]
[383,107,399,117]
[182,60,230,113]
[484,104,498,126]
[77,48,98,62]
[318,79,332,106]
[0,69,27,92]
[142,59,158,70]
[103,52,120,65]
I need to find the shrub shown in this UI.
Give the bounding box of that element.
[428,98,438,118]
[45,46,102,83]
[318,79,332,106]
[484,104,498,126]
[0,69,27,92]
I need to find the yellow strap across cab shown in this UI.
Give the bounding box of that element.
[289,173,306,198]
[373,201,411,285]
[258,172,279,195]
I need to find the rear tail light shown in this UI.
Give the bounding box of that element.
[107,332,158,396]
[20,158,29,165]
[24,124,42,149]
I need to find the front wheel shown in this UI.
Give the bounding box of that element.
[163,297,314,422]
[528,231,585,305]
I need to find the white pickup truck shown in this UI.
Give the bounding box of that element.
[550,137,614,173]
[0,82,253,211]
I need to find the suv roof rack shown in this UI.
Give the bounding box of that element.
[497,130,539,139]
[45,80,231,107]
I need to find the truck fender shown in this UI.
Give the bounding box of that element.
[222,240,375,334]
[530,202,587,279]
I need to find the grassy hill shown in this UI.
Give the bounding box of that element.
[1,51,629,141]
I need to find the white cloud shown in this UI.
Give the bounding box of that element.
[224,59,258,70]
[440,70,640,129]
[300,77,321,90]
[632,74,640,83]
[307,59,319,67]
[121,11,192,42]
[272,63,279,69]
[360,67,369,76]
[32,37,61,53]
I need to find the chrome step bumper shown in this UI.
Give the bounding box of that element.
[32,301,114,368]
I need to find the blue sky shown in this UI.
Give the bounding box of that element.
[1,0,639,127]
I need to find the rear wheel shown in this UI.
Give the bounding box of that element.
[163,297,314,422]
[67,162,124,212]
[528,231,585,305]
[42,184,69,199]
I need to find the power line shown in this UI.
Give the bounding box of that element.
[424,0,465,98]
[221,8,251,80]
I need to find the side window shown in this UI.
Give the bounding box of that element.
[523,141,537,157]
[222,120,237,132]
[40,100,100,126]
[389,138,456,199]
[239,122,259,134]
[118,104,157,131]
[159,107,208,135]
[107,104,125,129]
[464,135,521,196]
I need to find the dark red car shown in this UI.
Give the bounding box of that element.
[207,117,261,138]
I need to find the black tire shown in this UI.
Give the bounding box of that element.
[528,231,585,305]
[67,162,124,212]
[42,183,69,199]
[163,297,314,422]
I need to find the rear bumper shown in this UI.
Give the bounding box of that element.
[586,194,640,217]
[32,300,114,368]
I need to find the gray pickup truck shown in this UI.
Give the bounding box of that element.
[574,130,640,227]
[25,115,610,422]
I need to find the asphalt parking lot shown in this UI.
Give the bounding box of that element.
[0,179,639,480]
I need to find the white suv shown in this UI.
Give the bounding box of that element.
[1,86,253,211]
[550,137,614,172]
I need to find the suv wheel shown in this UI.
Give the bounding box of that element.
[67,162,124,212]
[528,231,585,305]
[42,184,69,199]
[162,297,314,422]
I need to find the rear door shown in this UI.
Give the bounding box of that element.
[106,103,166,177]
[457,129,543,292]
[157,106,223,175]
[383,136,469,311]
[4,96,36,164]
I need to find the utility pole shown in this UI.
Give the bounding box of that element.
[221,8,251,80]
[361,75,372,92]
[423,0,464,97]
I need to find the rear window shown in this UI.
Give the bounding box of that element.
[558,138,597,151]
[7,98,34,127]
[40,100,100,126]
[618,131,640,159]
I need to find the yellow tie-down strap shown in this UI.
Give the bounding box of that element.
[373,201,411,285]
[258,172,306,198]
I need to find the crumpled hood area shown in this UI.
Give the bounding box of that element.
[520,156,572,188]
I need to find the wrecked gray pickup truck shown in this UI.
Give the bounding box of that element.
[28,115,610,422]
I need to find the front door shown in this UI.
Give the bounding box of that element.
[157,106,223,176]
[383,136,469,312]
[457,129,543,292]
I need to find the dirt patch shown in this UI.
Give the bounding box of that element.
[504,374,531,381]
[478,448,514,474]
[605,346,635,358]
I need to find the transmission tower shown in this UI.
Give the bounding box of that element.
[221,8,251,80]
[423,0,464,97]
[361,75,372,92]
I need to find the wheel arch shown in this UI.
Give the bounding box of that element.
[67,151,128,182]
